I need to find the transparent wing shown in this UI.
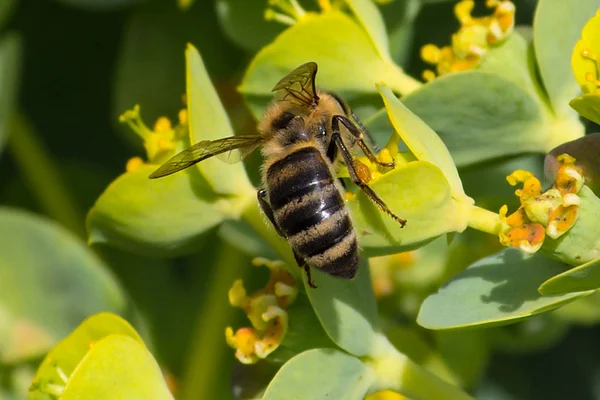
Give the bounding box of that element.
[271,62,319,109]
[149,135,264,179]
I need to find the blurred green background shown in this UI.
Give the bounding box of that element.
[3,0,600,399]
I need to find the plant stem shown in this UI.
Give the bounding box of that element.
[367,337,474,400]
[6,113,84,238]
[179,241,248,400]
[466,204,503,235]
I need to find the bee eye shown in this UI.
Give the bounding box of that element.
[317,124,327,137]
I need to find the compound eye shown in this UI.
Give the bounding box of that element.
[317,124,327,137]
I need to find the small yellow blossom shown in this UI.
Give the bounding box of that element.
[499,154,584,252]
[570,9,600,125]
[225,258,298,364]
[119,105,188,165]
[421,0,515,81]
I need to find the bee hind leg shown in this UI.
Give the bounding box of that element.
[332,115,395,168]
[293,251,317,289]
[330,121,407,228]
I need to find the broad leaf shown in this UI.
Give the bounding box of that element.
[185,44,253,195]
[533,0,600,115]
[262,349,372,400]
[402,71,548,167]
[539,257,600,295]
[418,248,593,330]
[378,85,467,199]
[307,260,379,357]
[87,164,252,256]
[0,208,125,364]
[239,11,416,119]
[349,161,468,257]
[30,313,142,396]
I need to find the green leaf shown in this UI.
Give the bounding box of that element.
[0,34,21,156]
[417,248,593,330]
[0,208,125,364]
[87,164,251,256]
[402,71,548,167]
[306,260,379,357]
[533,0,600,114]
[239,11,419,119]
[434,330,489,388]
[262,349,372,400]
[30,313,142,397]
[349,161,468,257]
[570,94,600,126]
[61,335,173,399]
[538,257,600,295]
[377,85,467,199]
[345,0,390,61]
[185,44,253,195]
[215,0,285,52]
[478,33,548,108]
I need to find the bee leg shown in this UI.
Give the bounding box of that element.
[293,251,317,289]
[332,115,395,168]
[330,126,407,228]
[258,189,317,288]
[257,189,284,237]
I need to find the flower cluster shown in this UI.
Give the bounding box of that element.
[499,154,584,253]
[119,105,188,171]
[421,0,515,81]
[225,258,298,364]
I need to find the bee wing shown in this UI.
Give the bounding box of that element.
[149,135,264,179]
[271,62,319,109]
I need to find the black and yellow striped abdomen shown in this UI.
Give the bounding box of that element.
[266,146,359,279]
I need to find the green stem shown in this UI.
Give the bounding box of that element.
[179,241,248,400]
[367,337,474,400]
[6,113,84,238]
[466,204,503,235]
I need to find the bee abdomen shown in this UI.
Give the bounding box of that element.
[266,146,359,279]
[289,208,359,279]
[266,147,334,209]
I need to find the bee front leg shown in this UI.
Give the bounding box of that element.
[330,127,407,228]
[332,115,395,168]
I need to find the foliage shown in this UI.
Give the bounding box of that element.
[2,0,600,399]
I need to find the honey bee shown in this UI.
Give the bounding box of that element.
[149,62,406,288]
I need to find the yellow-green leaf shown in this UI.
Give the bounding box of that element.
[349,161,468,257]
[377,85,468,201]
[185,44,253,195]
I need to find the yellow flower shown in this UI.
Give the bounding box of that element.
[225,258,298,364]
[421,0,515,81]
[119,105,188,165]
[499,154,584,252]
[570,9,600,125]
